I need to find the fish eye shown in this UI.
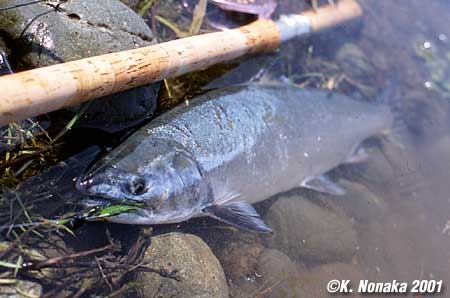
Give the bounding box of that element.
[126,177,147,196]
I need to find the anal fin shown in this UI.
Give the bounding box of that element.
[301,175,346,196]
[203,201,272,233]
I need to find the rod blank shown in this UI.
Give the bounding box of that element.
[0,0,361,126]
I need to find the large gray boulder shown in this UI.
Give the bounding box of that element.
[0,0,160,132]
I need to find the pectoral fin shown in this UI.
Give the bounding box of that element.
[301,175,346,195]
[203,201,272,233]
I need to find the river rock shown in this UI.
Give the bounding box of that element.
[227,248,304,298]
[0,280,43,298]
[263,194,358,263]
[299,262,364,298]
[351,145,396,189]
[202,229,264,283]
[0,0,160,132]
[323,180,386,225]
[256,249,303,298]
[132,232,229,298]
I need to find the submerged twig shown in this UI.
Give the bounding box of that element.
[96,257,114,291]
[0,279,17,284]
[22,244,116,270]
[138,0,156,17]
[155,15,189,38]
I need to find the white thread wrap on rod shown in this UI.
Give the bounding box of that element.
[276,14,311,42]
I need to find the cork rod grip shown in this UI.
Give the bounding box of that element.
[0,19,280,126]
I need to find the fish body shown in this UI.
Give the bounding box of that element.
[77,84,393,232]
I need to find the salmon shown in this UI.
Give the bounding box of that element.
[76,84,393,232]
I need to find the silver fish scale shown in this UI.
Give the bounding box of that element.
[141,84,392,204]
[147,87,275,173]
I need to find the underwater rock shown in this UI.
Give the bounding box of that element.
[225,247,304,298]
[132,232,229,298]
[349,145,396,188]
[256,249,303,298]
[198,229,303,298]
[0,0,155,66]
[0,0,160,132]
[0,280,43,298]
[299,262,364,298]
[209,230,264,283]
[264,194,358,263]
[323,179,387,225]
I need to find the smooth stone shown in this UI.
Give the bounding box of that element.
[256,249,303,298]
[131,232,229,298]
[349,145,396,189]
[0,0,160,132]
[0,0,155,66]
[299,262,364,298]
[323,179,387,225]
[264,194,358,263]
[204,230,264,283]
[228,248,304,298]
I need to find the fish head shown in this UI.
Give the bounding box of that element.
[77,141,210,224]
[77,164,166,203]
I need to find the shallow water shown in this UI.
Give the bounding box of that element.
[1,0,450,297]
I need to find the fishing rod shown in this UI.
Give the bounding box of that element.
[0,0,362,126]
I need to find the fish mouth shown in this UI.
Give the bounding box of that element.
[76,171,113,196]
[76,169,128,200]
[81,196,113,208]
[81,196,144,208]
[76,177,95,195]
